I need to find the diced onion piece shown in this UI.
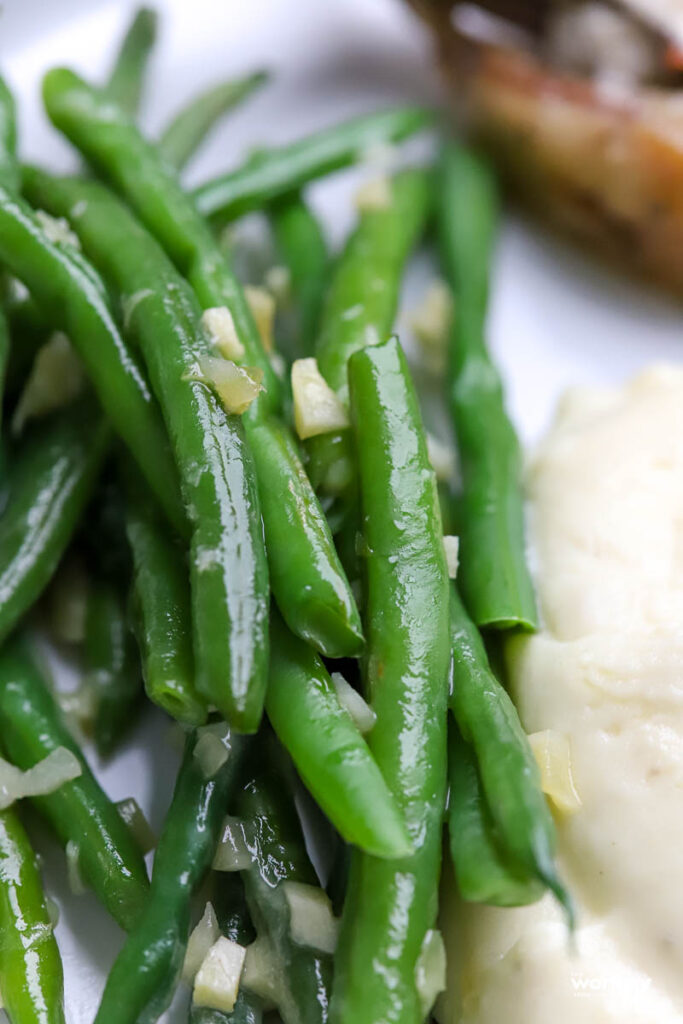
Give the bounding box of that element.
[193,936,247,1014]
[408,281,454,374]
[115,798,156,854]
[201,307,245,361]
[66,840,86,895]
[213,815,252,871]
[194,722,232,778]
[291,358,349,440]
[48,557,89,645]
[264,265,291,303]
[0,747,82,811]
[443,535,459,580]
[415,929,447,1018]
[35,210,81,249]
[528,730,582,815]
[189,357,264,415]
[353,175,393,212]
[242,935,280,1008]
[284,881,339,954]
[183,902,220,984]
[331,673,376,734]
[426,433,455,483]
[245,285,276,353]
[12,332,85,434]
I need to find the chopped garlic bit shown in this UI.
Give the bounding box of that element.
[245,285,276,352]
[331,672,376,734]
[201,307,245,361]
[35,209,81,249]
[58,684,97,740]
[48,556,89,645]
[213,815,252,872]
[193,936,247,1014]
[415,929,447,1018]
[291,358,349,440]
[0,746,82,811]
[264,265,291,304]
[359,140,398,172]
[12,332,85,435]
[186,357,264,415]
[66,840,86,895]
[427,433,455,483]
[194,722,232,778]
[354,174,393,212]
[183,902,220,984]
[528,729,582,815]
[115,798,156,854]
[443,535,459,580]
[284,881,340,954]
[242,935,280,1008]
[408,280,454,373]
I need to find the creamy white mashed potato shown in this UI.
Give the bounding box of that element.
[440,365,683,1023]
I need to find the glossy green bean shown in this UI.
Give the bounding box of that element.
[123,462,207,726]
[191,107,433,224]
[331,337,450,1024]
[270,193,327,360]
[159,71,270,172]
[437,141,537,630]
[0,402,108,645]
[23,170,269,734]
[105,7,157,116]
[0,182,184,534]
[0,806,66,1024]
[94,728,250,1024]
[448,584,570,915]
[0,75,19,193]
[237,739,332,1024]
[84,580,142,755]
[267,610,410,858]
[41,69,363,660]
[448,725,544,907]
[0,637,149,931]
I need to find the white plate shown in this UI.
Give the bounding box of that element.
[3,1,683,1021]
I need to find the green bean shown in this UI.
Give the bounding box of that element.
[191,107,433,224]
[0,402,108,645]
[23,170,269,734]
[94,728,250,1024]
[159,71,270,172]
[42,69,363,660]
[237,738,332,1024]
[122,461,207,726]
[448,725,544,907]
[437,141,537,630]
[2,283,47,399]
[267,610,411,859]
[448,584,570,916]
[84,580,142,756]
[331,337,450,1024]
[0,806,66,1024]
[0,75,19,193]
[0,636,149,931]
[0,182,185,534]
[0,306,9,434]
[105,7,157,117]
[270,193,327,360]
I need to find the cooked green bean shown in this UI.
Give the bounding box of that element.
[191,107,432,224]
[94,728,250,1024]
[0,402,108,646]
[0,636,149,931]
[42,69,363,660]
[270,193,328,360]
[448,725,544,907]
[0,182,184,534]
[84,580,142,755]
[0,75,19,193]
[331,337,450,1024]
[0,805,66,1024]
[122,462,207,726]
[237,738,332,1024]
[159,71,269,172]
[23,169,269,734]
[105,7,157,116]
[437,141,537,630]
[448,584,570,915]
[267,610,411,859]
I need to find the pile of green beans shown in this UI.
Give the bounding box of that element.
[0,8,570,1024]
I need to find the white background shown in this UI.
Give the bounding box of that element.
[2,1,683,1021]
